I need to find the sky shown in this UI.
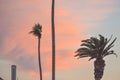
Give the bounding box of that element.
[0,0,120,80]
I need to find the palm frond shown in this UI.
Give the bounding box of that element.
[103,50,117,57]
[99,34,106,46]
[81,39,96,49]
[74,52,90,59]
[81,43,96,49]
[88,56,95,61]
[103,37,117,54]
[29,31,34,34]
[90,37,100,47]
[75,47,89,53]
[99,35,113,54]
[75,47,91,58]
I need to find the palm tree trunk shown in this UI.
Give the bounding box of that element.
[51,0,56,80]
[38,36,42,80]
[94,58,105,80]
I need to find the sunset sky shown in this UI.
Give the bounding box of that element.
[0,0,120,80]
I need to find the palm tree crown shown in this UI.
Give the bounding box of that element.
[75,34,117,60]
[29,23,42,37]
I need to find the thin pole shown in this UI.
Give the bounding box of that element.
[51,0,55,80]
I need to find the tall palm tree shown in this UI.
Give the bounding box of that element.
[51,0,56,80]
[29,23,42,80]
[75,34,117,80]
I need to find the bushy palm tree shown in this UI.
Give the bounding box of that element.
[29,23,42,80]
[75,34,117,80]
[51,0,56,80]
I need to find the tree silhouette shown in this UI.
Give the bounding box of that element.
[29,24,42,80]
[75,34,117,80]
